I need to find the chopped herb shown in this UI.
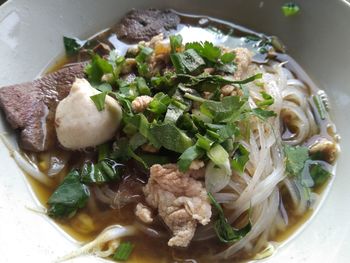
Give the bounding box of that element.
[150,123,194,153]
[177,145,205,172]
[309,163,332,186]
[169,34,183,53]
[113,242,134,261]
[63,36,87,55]
[208,193,251,243]
[252,108,277,120]
[85,54,113,85]
[170,49,206,74]
[231,144,250,173]
[47,170,90,218]
[185,41,221,63]
[284,145,309,177]
[256,92,274,107]
[136,77,151,95]
[220,52,236,64]
[135,46,153,76]
[147,92,172,115]
[282,2,300,17]
[90,91,108,111]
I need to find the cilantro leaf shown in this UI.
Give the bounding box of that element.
[220,52,236,63]
[85,54,113,84]
[309,162,332,186]
[231,144,250,173]
[284,145,309,177]
[185,41,221,62]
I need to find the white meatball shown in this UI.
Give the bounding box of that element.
[55,78,122,150]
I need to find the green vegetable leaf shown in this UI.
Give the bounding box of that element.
[150,123,193,153]
[207,143,229,166]
[284,145,309,177]
[185,41,221,62]
[220,52,236,64]
[282,2,300,17]
[113,242,134,261]
[201,96,246,123]
[309,163,332,186]
[135,46,153,76]
[85,54,113,84]
[80,160,123,184]
[231,144,250,173]
[47,170,90,218]
[136,77,151,95]
[170,34,183,53]
[170,49,206,74]
[63,36,87,55]
[251,108,277,120]
[177,145,205,172]
[256,92,274,107]
[90,91,108,111]
[208,193,251,243]
[147,92,172,115]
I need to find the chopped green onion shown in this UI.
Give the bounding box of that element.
[282,2,300,17]
[113,242,134,261]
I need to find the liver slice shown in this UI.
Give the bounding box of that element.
[0,63,85,152]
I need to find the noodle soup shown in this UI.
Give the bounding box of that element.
[0,9,339,263]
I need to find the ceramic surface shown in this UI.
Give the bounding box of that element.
[0,0,349,262]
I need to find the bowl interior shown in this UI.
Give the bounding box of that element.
[0,0,349,262]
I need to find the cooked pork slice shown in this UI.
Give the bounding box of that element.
[115,9,180,42]
[143,164,211,247]
[135,203,154,224]
[0,63,85,152]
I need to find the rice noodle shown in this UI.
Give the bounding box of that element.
[55,225,137,262]
[0,133,54,187]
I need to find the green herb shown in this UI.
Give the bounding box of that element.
[282,2,300,17]
[208,193,251,243]
[170,34,183,53]
[164,103,184,123]
[231,144,250,173]
[96,83,113,92]
[98,143,110,161]
[47,170,90,218]
[220,52,236,64]
[80,159,123,184]
[185,41,221,63]
[170,49,206,74]
[149,123,193,153]
[256,92,274,107]
[85,54,113,84]
[113,242,134,261]
[90,91,108,111]
[177,145,205,172]
[135,46,153,76]
[63,36,87,55]
[111,138,148,168]
[200,96,246,123]
[284,145,309,177]
[309,163,331,186]
[251,108,277,120]
[147,92,172,115]
[136,77,151,95]
[207,143,229,166]
[313,94,326,120]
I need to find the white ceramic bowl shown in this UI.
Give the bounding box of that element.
[0,0,349,262]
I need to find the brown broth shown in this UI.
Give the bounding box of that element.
[24,12,338,263]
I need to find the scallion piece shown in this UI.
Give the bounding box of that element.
[113,242,134,261]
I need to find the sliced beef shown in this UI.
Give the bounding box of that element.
[115,9,180,42]
[0,63,85,152]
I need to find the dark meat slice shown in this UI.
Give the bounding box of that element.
[0,63,85,152]
[115,9,180,42]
